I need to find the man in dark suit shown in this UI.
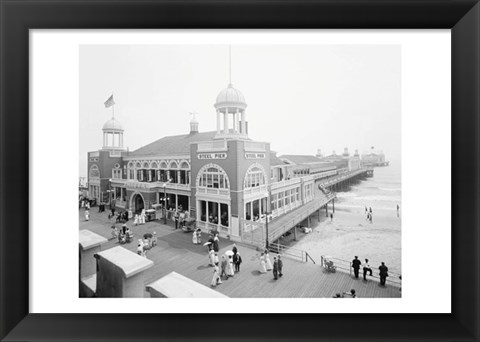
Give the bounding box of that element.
[379,262,389,286]
[273,257,278,280]
[277,255,283,277]
[352,256,361,278]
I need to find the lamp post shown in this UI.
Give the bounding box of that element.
[265,184,272,250]
[162,179,172,224]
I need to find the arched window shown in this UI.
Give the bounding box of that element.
[136,162,142,168]
[143,162,149,168]
[180,161,190,169]
[196,164,229,189]
[151,162,158,169]
[169,161,178,169]
[160,161,168,169]
[244,164,266,188]
[89,164,100,178]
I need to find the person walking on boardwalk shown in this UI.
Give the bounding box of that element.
[232,243,238,256]
[192,230,198,245]
[208,249,215,267]
[259,252,267,274]
[273,257,278,280]
[174,210,179,229]
[196,229,202,244]
[226,255,235,278]
[220,255,228,280]
[330,213,333,222]
[213,234,220,252]
[211,264,222,287]
[363,258,373,281]
[234,252,242,272]
[397,204,400,217]
[379,262,389,286]
[352,256,361,278]
[277,255,283,277]
[85,209,90,221]
[265,250,273,271]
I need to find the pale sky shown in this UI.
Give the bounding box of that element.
[79,44,401,177]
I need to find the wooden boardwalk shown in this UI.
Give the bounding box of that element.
[80,210,401,298]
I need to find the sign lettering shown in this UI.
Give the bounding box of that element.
[245,153,265,159]
[198,153,227,160]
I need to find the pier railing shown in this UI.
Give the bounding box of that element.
[320,255,402,287]
[269,242,316,264]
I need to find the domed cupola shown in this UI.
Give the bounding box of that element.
[214,83,248,139]
[103,118,124,131]
[215,84,247,110]
[102,117,125,151]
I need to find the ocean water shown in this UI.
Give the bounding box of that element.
[336,163,402,214]
[294,163,402,273]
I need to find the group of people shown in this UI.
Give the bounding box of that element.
[192,228,203,245]
[211,243,243,287]
[133,210,146,226]
[174,210,190,229]
[365,206,373,223]
[333,289,356,298]
[259,250,283,280]
[137,233,157,258]
[351,256,389,286]
[111,224,135,244]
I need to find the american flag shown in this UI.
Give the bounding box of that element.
[104,95,115,108]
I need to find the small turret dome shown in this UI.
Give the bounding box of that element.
[102,118,124,131]
[214,84,247,110]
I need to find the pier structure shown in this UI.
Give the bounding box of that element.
[86,79,374,255]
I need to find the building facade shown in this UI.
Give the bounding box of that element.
[87,83,345,242]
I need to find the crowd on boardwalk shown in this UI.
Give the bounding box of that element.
[80,198,286,290]
[207,233,285,287]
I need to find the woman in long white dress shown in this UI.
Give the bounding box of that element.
[265,250,273,271]
[192,231,198,244]
[259,253,267,273]
[227,255,235,277]
[209,249,215,266]
[211,265,222,287]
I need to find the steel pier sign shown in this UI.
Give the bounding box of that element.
[198,153,227,160]
[245,153,266,159]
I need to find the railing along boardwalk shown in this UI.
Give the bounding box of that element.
[80,210,401,298]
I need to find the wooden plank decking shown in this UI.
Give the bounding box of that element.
[80,210,401,298]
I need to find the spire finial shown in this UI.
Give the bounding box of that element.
[229,45,232,85]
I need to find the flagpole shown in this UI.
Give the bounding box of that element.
[112,91,115,119]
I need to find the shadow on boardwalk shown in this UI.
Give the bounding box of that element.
[80,209,401,298]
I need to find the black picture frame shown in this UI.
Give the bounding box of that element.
[1,0,479,341]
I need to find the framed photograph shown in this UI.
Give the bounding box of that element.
[1,0,478,341]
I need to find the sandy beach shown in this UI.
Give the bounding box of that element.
[291,205,401,274]
[286,164,402,274]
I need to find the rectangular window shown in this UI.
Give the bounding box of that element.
[246,202,252,220]
[278,192,283,208]
[220,203,229,227]
[285,190,290,205]
[200,201,207,222]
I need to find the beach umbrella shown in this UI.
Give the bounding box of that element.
[225,250,234,257]
[203,242,212,246]
[143,233,153,239]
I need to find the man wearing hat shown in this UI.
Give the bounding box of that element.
[351,256,361,279]
[277,255,283,277]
